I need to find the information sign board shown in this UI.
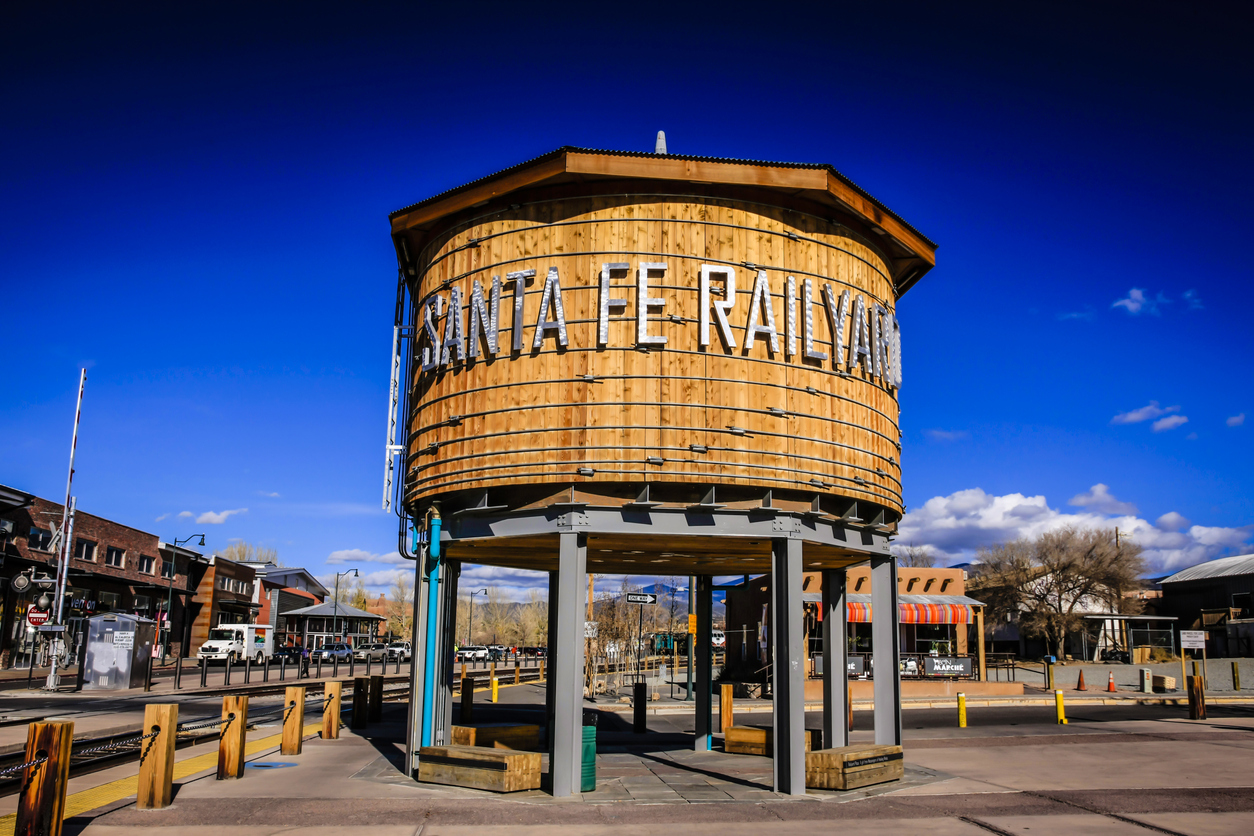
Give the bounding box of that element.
[114,631,135,649]
[1180,630,1206,650]
[687,614,697,634]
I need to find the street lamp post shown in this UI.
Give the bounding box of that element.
[162,534,205,665]
[467,588,487,646]
[333,569,358,646]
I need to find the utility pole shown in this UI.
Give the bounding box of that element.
[45,369,86,691]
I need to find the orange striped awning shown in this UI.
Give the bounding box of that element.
[842,602,971,624]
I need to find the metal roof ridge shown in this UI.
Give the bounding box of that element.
[387,145,935,249]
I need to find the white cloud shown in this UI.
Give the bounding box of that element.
[258,491,281,498]
[1182,289,1203,310]
[1152,415,1189,432]
[326,548,405,565]
[154,513,169,523]
[1228,413,1246,427]
[197,508,247,524]
[924,429,970,442]
[897,486,1252,572]
[1068,483,1137,515]
[1186,432,1199,440]
[1156,512,1190,532]
[1111,401,1179,425]
[178,511,194,519]
[1112,288,1169,315]
[1057,309,1095,321]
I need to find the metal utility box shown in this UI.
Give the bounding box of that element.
[82,613,157,690]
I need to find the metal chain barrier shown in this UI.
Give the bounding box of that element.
[74,729,162,759]
[0,755,48,778]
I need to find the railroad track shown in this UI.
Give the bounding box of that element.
[0,682,415,797]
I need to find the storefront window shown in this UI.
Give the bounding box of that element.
[97,591,121,611]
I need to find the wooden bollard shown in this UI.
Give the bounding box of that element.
[1187,675,1207,720]
[368,675,384,723]
[514,657,520,685]
[281,686,305,755]
[217,696,249,780]
[460,676,474,722]
[719,683,734,733]
[539,659,545,681]
[323,681,342,740]
[351,677,368,729]
[15,720,73,836]
[461,661,467,681]
[137,704,178,810]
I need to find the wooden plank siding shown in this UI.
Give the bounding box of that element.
[404,193,902,520]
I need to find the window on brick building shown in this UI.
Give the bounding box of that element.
[28,528,52,551]
[75,539,96,561]
[138,555,156,574]
[161,559,175,579]
[98,590,121,610]
[105,547,125,568]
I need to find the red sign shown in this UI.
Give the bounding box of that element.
[26,609,51,627]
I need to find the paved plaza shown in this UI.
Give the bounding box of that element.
[3,678,1251,836]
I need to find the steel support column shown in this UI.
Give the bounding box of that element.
[694,575,713,751]
[822,567,849,749]
[771,537,805,795]
[871,556,902,746]
[545,569,558,763]
[552,531,587,797]
[437,559,460,744]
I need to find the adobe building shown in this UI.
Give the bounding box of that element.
[723,565,1022,700]
[386,144,937,795]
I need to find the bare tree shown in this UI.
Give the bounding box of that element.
[388,574,413,638]
[350,578,368,611]
[969,527,1146,658]
[894,544,935,568]
[516,589,547,647]
[218,542,282,566]
[481,587,516,646]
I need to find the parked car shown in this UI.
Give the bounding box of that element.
[522,646,547,658]
[386,641,411,661]
[318,643,353,662]
[354,642,388,661]
[456,645,489,661]
[272,645,302,664]
[487,647,506,661]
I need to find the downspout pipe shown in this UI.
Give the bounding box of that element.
[420,505,442,747]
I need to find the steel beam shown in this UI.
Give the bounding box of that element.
[871,556,902,746]
[822,567,849,749]
[552,531,587,797]
[443,507,891,557]
[545,569,558,763]
[694,575,713,751]
[771,537,805,795]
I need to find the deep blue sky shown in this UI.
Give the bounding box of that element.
[3,1,1251,592]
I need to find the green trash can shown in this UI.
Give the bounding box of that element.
[581,711,597,792]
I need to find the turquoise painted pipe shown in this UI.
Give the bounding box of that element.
[420,515,442,747]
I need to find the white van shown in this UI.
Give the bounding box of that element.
[712,630,726,648]
[197,625,273,664]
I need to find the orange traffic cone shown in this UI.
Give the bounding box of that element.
[1107,671,1117,693]
[1076,670,1087,691]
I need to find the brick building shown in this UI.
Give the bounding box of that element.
[186,554,259,656]
[0,484,199,667]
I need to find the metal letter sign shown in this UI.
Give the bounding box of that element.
[625,592,657,605]
[1180,630,1206,650]
[417,261,900,390]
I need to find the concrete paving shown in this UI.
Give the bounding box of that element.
[28,691,1251,836]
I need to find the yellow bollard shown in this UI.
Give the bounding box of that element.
[957,692,967,728]
[491,676,499,703]
[1055,689,1067,725]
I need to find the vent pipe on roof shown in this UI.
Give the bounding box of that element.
[655,131,667,154]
